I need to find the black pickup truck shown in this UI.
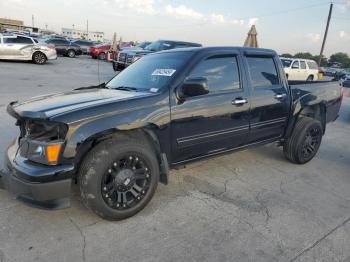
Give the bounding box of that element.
[0,47,343,220]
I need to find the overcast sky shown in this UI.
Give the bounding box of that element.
[1,0,349,56]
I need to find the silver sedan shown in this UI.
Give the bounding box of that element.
[0,34,57,64]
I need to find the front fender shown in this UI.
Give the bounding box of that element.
[62,103,170,159]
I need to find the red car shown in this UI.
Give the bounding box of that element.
[90,44,111,60]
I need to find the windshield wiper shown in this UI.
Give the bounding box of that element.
[113,86,138,92]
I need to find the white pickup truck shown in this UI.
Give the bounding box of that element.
[281,57,319,81]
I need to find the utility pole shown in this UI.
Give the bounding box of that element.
[31,14,34,27]
[318,3,333,66]
[87,19,89,40]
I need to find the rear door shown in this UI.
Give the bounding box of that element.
[244,53,290,143]
[299,60,308,80]
[170,51,250,163]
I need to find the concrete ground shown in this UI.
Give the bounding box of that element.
[0,56,350,262]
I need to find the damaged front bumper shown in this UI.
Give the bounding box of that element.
[0,139,74,209]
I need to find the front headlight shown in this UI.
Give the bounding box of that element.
[24,119,68,141]
[19,120,68,165]
[21,140,64,165]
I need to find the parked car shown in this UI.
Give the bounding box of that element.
[72,39,96,54]
[340,74,350,87]
[281,58,319,81]
[112,41,152,70]
[0,47,343,220]
[0,34,57,64]
[45,38,82,58]
[320,67,336,77]
[90,44,111,60]
[113,40,202,71]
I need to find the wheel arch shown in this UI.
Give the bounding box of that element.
[71,125,169,185]
[285,102,327,139]
[32,51,47,60]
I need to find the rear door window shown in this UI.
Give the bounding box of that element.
[300,61,307,69]
[307,61,318,70]
[246,57,279,88]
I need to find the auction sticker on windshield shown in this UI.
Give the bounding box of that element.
[152,69,176,77]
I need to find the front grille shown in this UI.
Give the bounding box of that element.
[127,54,133,64]
[118,53,127,62]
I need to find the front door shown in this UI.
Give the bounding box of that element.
[170,52,250,164]
[244,55,290,143]
[289,60,301,80]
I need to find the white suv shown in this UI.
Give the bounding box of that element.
[281,57,319,81]
[0,34,57,64]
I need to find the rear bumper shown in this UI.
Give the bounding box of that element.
[45,49,57,60]
[0,140,74,209]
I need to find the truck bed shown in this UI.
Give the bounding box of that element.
[288,80,342,123]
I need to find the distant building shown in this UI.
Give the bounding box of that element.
[0,18,38,33]
[62,28,104,41]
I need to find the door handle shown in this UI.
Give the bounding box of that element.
[232,98,248,105]
[274,93,286,100]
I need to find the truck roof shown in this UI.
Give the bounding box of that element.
[157,39,202,46]
[155,46,277,56]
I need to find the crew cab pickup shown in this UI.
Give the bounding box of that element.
[0,47,343,220]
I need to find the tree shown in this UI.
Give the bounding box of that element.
[313,55,328,67]
[280,53,293,58]
[294,52,314,60]
[329,53,350,68]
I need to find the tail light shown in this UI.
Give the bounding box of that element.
[47,44,55,49]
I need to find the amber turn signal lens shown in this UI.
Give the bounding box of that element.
[46,144,62,163]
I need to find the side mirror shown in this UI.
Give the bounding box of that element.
[178,77,209,99]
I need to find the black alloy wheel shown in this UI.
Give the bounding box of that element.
[79,135,159,220]
[67,49,76,58]
[283,117,323,164]
[101,155,151,210]
[300,126,322,160]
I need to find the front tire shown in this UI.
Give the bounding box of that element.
[79,135,159,220]
[283,117,323,164]
[98,52,106,60]
[67,49,76,58]
[32,52,47,64]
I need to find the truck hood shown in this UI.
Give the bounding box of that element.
[8,88,154,120]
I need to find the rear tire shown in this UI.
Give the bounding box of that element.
[32,52,47,65]
[79,135,159,220]
[283,117,323,164]
[67,49,76,58]
[306,75,313,81]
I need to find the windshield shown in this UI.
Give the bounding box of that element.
[138,42,151,49]
[281,59,292,68]
[106,51,193,91]
[144,41,172,52]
